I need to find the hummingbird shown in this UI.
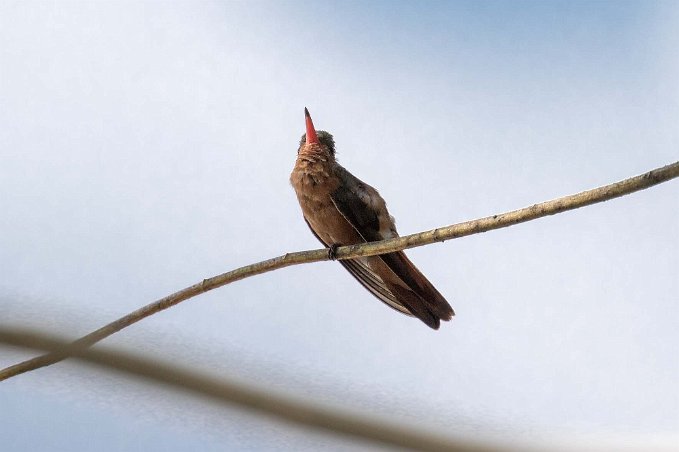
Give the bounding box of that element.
[290,108,454,329]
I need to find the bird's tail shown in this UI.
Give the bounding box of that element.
[370,251,454,329]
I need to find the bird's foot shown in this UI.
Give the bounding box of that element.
[327,243,340,260]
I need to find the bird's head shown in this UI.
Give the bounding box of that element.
[298,108,336,156]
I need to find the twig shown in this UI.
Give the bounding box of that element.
[0,327,506,452]
[1,161,677,382]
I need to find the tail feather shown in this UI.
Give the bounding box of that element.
[386,283,441,330]
[364,252,453,329]
[379,251,454,321]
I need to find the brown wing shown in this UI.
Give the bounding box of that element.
[329,171,454,329]
[303,218,412,316]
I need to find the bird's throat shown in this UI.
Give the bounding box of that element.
[298,143,331,159]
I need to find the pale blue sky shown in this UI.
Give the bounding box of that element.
[1,1,677,450]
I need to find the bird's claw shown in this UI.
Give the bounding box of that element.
[328,244,339,260]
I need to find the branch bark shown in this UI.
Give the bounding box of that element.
[0,327,504,452]
[1,161,677,382]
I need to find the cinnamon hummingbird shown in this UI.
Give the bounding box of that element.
[290,108,454,329]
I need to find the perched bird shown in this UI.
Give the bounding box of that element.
[290,108,454,329]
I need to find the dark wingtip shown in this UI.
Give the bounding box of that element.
[420,305,451,329]
[442,307,455,321]
[418,311,441,330]
[304,107,310,117]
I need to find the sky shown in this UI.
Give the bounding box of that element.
[1,1,678,450]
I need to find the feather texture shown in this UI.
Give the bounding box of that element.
[290,118,454,329]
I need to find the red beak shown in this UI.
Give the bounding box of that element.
[305,107,319,145]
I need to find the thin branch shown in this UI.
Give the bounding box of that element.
[1,161,677,382]
[0,327,506,452]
